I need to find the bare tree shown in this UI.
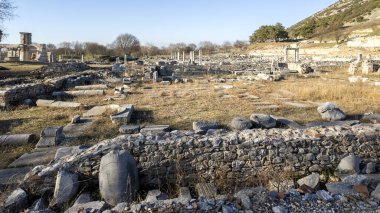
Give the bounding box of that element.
[46,43,56,52]
[84,42,107,58]
[222,41,232,53]
[234,40,248,50]
[113,33,140,56]
[59,42,72,56]
[0,0,16,42]
[199,41,216,54]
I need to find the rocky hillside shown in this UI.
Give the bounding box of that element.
[288,0,380,39]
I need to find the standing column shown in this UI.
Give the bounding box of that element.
[182,51,185,63]
[124,54,127,64]
[199,50,202,65]
[284,49,288,63]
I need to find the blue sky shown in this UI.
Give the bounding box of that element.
[2,0,336,46]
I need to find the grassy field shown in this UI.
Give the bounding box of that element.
[0,62,44,72]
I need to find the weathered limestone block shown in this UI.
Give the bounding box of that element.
[140,125,170,133]
[52,90,105,97]
[193,121,220,133]
[119,125,140,134]
[0,134,37,146]
[52,170,79,205]
[36,99,55,107]
[230,117,253,130]
[99,150,139,206]
[335,155,361,176]
[250,114,276,128]
[4,188,28,213]
[110,104,134,125]
[36,126,64,148]
[297,173,320,189]
[317,102,346,121]
[75,84,108,90]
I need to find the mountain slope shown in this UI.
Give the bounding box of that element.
[288,0,380,39]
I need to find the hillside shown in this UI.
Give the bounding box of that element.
[288,0,380,40]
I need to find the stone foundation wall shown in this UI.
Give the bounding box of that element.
[73,124,380,190]
[0,72,98,106]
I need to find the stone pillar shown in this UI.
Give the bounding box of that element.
[81,54,84,63]
[182,51,185,63]
[124,55,127,64]
[199,50,202,65]
[284,48,288,63]
[153,71,158,83]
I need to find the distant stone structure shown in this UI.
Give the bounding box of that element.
[1,32,53,63]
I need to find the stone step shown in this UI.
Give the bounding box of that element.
[8,147,58,168]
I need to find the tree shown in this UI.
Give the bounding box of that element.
[84,42,107,58]
[46,43,57,52]
[199,41,216,54]
[234,40,248,50]
[59,42,72,55]
[249,23,288,44]
[0,0,16,42]
[222,41,232,53]
[113,33,140,56]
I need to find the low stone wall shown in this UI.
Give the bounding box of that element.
[54,124,380,191]
[35,62,90,73]
[0,72,98,106]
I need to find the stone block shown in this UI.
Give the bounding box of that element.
[110,104,134,125]
[99,150,139,206]
[140,125,170,133]
[52,170,79,205]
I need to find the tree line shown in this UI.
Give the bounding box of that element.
[48,34,250,61]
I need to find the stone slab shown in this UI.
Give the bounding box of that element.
[140,125,170,133]
[83,105,120,118]
[110,104,134,125]
[63,119,93,141]
[8,147,58,168]
[36,99,55,107]
[0,167,31,191]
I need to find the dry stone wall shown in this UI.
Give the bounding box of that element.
[56,124,380,190]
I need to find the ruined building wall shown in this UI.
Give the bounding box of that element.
[73,125,380,190]
[0,72,98,106]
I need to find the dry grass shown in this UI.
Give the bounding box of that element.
[88,64,112,69]
[1,69,379,169]
[0,62,44,72]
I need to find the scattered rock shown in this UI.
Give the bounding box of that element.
[371,183,380,199]
[317,102,346,121]
[297,173,320,189]
[316,190,333,201]
[272,205,288,213]
[193,121,220,134]
[363,162,376,174]
[52,170,79,206]
[230,117,252,130]
[250,114,276,128]
[119,125,140,134]
[4,188,28,213]
[335,155,361,176]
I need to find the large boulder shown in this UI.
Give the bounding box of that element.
[317,102,346,121]
[99,149,139,206]
[297,173,320,189]
[230,117,252,130]
[52,170,79,206]
[250,114,276,129]
[335,155,361,177]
